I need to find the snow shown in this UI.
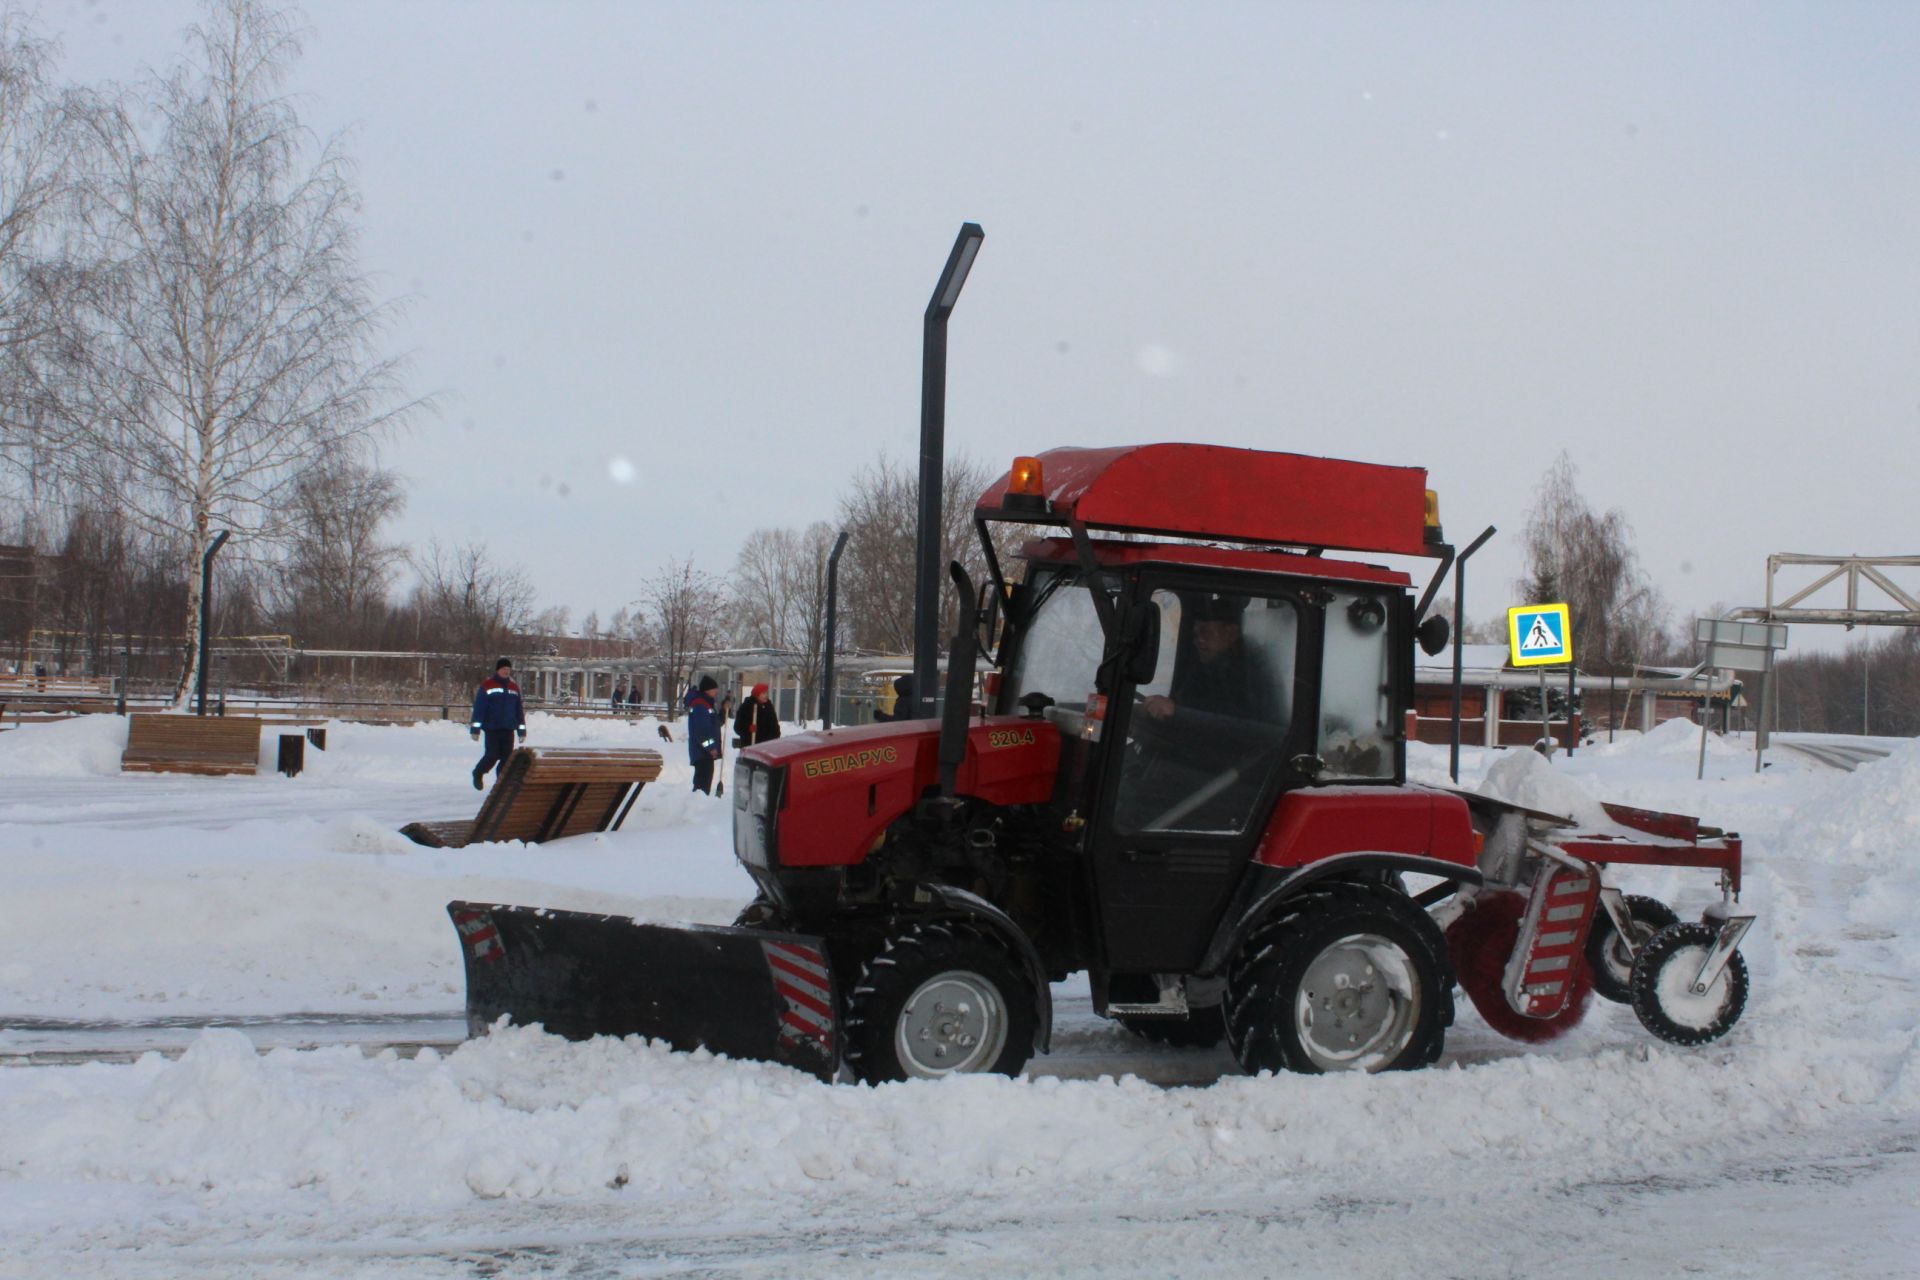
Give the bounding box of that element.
[2,716,1918,1275]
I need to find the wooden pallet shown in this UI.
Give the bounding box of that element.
[400,746,664,848]
[121,713,264,776]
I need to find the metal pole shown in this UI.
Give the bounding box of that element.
[1448,525,1496,783]
[913,222,984,720]
[821,530,850,728]
[1697,671,1712,781]
[194,530,230,716]
[1539,668,1550,755]
[1566,661,1577,757]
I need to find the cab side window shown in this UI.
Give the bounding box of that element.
[1117,589,1298,833]
[1318,590,1393,780]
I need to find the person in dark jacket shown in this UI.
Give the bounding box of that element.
[684,675,722,794]
[872,674,913,723]
[734,682,781,747]
[470,657,526,789]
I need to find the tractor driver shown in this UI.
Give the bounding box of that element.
[1123,592,1292,831]
[1141,596,1253,727]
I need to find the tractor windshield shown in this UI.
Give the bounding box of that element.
[1003,570,1106,729]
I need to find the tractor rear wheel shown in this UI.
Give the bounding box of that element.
[844,921,1037,1083]
[1585,894,1679,1003]
[1226,887,1448,1074]
[1119,1006,1227,1049]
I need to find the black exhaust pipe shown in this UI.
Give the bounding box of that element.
[912,223,984,721]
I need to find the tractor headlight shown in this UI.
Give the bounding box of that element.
[731,763,783,871]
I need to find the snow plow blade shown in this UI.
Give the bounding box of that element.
[448,902,840,1081]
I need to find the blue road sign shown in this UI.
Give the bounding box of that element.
[1508,603,1573,667]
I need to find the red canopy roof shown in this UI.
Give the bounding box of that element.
[976,444,1436,558]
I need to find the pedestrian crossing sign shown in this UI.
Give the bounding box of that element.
[1508,603,1573,667]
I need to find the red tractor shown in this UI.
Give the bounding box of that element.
[451,444,1753,1081]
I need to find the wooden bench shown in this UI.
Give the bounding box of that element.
[120,713,264,776]
[400,746,664,848]
[0,675,116,706]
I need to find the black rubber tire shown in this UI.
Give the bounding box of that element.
[844,920,1037,1083]
[1629,921,1749,1046]
[1119,1005,1227,1049]
[1586,894,1681,1004]
[1225,884,1450,1075]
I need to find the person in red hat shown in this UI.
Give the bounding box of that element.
[733,681,782,747]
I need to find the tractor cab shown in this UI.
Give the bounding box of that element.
[969,444,1454,982]
[994,538,1417,974]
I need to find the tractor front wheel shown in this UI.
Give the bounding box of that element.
[1629,922,1748,1046]
[1586,894,1680,1003]
[844,921,1037,1083]
[1227,888,1448,1074]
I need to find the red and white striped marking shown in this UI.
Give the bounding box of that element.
[762,939,835,1059]
[452,909,503,963]
[1510,869,1595,1017]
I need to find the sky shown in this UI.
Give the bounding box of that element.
[33,1,1920,650]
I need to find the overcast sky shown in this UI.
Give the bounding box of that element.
[39,1,1920,649]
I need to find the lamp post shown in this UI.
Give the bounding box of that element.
[1448,526,1497,783]
[912,222,985,720]
[195,530,230,716]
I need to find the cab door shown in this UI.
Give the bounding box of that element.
[1084,574,1319,974]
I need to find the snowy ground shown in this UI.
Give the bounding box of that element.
[2,715,1917,1277]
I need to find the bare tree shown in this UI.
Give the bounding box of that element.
[731,526,801,649]
[272,454,405,647]
[837,453,1001,655]
[642,556,725,717]
[0,12,89,490]
[409,538,534,660]
[729,520,842,716]
[27,0,412,706]
[1520,453,1665,677]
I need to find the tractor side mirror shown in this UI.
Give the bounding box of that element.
[1416,613,1450,657]
[1125,607,1160,686]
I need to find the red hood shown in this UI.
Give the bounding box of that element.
[741,716,1062,868]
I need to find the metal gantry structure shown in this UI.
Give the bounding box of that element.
[1714,553,1919,764]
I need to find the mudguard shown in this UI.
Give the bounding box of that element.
[448,902,840,1081]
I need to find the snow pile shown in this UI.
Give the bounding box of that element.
[0,714,750,1020]
[0,714,128,777]
[0,1019,1885,1208]
[1789,738,1920,868]
[1476,746,1612,827]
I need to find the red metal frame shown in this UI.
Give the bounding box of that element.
[1019,537,1413,588]
[1553,836,1743,895]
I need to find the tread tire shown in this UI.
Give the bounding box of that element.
[844,920,1037,1083]
[1629,921,1748,1046]
[1586,894,1680,1004]
[1225,884,1450,1075]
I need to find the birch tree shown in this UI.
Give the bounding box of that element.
[40,0,410,704]
[0,12,88,486]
